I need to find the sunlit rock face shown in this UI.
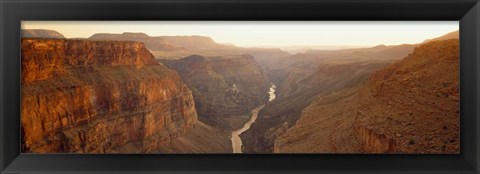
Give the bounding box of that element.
[274,39,459,154]
[21,38,197,153]
[161,54,269,130]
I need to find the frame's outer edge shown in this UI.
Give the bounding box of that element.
[0,0,4,172]
[466,3,480,173]
[474,2,480,173]
[461,1,480,173]
[0,0,479,174]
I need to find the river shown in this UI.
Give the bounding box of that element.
[231,84,276,153]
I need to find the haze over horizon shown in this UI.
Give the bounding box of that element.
[22,21,458,48]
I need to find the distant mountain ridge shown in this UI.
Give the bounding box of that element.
[88,32,179,51]
[22,29,65,39]
[88,32,236,51]
[159,35,236,50]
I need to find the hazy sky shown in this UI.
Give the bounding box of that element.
[22,21,458,47]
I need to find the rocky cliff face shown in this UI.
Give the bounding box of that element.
[21,39,158,83]
[159,121,232,153]
[161,54,269,130]
[274,39,459,153]
[242,60,391,153]
[21,38,197,153]
[355,39,459,153]
[258,42,416,101]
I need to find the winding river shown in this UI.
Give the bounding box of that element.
[231,84,276,153]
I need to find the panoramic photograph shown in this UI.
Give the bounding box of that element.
[20,21,459,154]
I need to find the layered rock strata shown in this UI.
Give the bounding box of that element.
[274,39,459,153]
[21,38,197,153]
[161,54,269,130]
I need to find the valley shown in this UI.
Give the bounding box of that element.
[232,85,276,153]
[274,39,459,153]
[20,26,460,154]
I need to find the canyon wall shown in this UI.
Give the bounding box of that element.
[242,60,391,153]
[274,39,459,153]
[161,54,269,130]
[21,38,197,153]
[159,122,233,153]
[355,39,460,153]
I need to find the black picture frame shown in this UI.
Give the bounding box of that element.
[1,0,479,173]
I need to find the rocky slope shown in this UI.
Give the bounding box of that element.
[161,54,269,130]
[21,38,198,153]
[241,59,391,153]
[260,42,417,95]
[422,30,459,43]
[239,42,409,153]
[22,29,66,39]
[242,31,459,153]
[159,121,232,153]
[274,39,459,153]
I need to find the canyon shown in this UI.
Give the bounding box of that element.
[160,54,270,130]
[241,59,392,152]
[21,29,460,154]
[231,85,276,153]
[239,38,419,153]
[274,39,459,153]
[22,30,277,153]
[242,31,459,153]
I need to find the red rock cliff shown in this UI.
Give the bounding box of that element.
[273,39,459,154]
[22,39,157,83]
[21,38,197,153]
[355,39,459,153]
[161,54,269,130]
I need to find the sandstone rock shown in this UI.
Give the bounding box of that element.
[256,60,390,153]
[162,54,269,130]
[22,38,158,83]
[274,39,459,154]
[21,38,197,153]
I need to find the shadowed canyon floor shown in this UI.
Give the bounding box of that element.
[231,85,276,153]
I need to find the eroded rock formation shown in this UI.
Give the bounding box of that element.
[242,60,391,153]
[21,38,197,153]
[161,54,269,130]
[274,39,459,153]
[355,39,460,153]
